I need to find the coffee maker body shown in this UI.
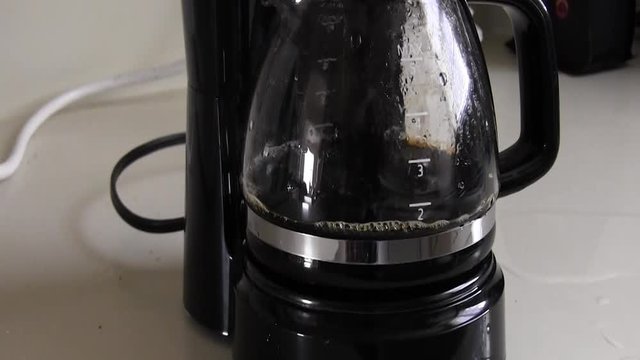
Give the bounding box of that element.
[178,0,559,358]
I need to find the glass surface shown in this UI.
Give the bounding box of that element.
[243,0,499,238]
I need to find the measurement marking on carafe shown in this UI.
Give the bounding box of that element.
[409,202,431,208]
[401,57,424,62]
[405,111,429,117]
[408,158,431,164]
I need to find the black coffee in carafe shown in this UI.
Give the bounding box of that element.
[244,140,494,239]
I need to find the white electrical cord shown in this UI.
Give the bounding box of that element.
[0,59,186,181]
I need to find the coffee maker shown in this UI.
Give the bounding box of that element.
[112,0,558,358]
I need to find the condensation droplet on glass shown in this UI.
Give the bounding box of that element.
[351,35,362,48]
[439,72,448,86]
[458,181,465,190]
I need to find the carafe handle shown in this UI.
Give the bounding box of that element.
[468,0,560,197]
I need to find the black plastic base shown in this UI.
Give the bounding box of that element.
[233,255,505,360]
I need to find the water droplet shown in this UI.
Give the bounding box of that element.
[439,72,448,86]
[486,324,491,333]
[457,181,465,190]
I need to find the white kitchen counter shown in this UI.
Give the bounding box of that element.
[1,38,639,359]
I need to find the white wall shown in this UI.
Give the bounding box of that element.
[0,0,186,122]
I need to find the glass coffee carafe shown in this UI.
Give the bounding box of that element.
[247,0,493,236]
[243,0,558,267]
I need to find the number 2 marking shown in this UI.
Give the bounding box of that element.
[409,202,431,221]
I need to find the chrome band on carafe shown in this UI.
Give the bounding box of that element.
[246,206,496,265]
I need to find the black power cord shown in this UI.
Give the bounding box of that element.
[110,132,186,233]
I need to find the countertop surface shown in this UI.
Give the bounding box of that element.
[1,39,640,359]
